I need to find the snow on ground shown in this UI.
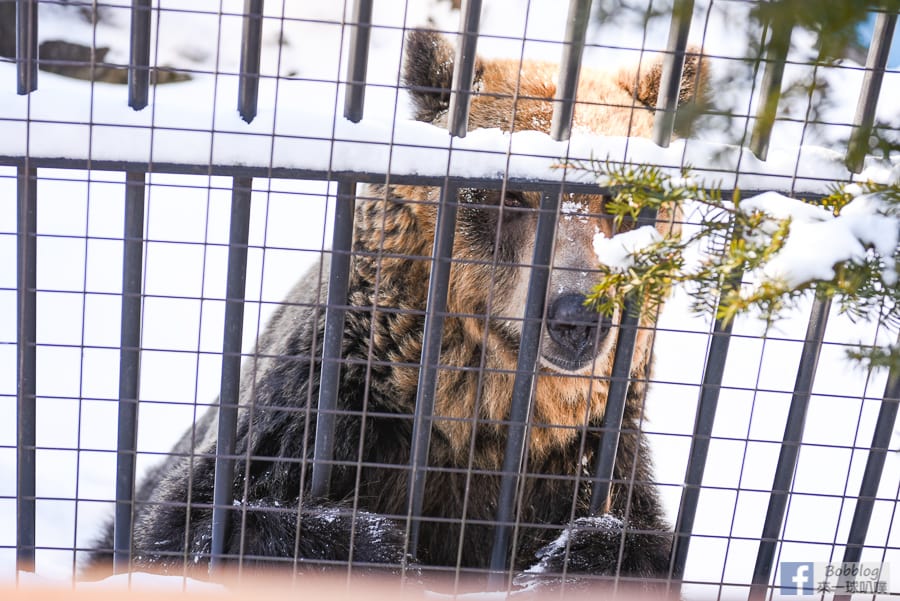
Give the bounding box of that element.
[1,0,899,597]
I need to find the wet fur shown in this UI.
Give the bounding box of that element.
[88,30,705,586]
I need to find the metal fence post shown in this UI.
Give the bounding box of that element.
[113,172,147,573]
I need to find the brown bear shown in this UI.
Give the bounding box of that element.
[87,30,704,589]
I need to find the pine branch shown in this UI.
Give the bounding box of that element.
[567,160,900,371]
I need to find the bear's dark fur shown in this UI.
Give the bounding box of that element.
[88,30,706,588]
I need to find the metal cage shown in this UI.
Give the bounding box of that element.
[2,0,899,598]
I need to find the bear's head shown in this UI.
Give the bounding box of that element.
[368,30,705,457]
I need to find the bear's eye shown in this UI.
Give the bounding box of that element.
[503,191,527,208]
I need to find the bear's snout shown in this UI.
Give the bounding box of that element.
[544,293,612,372]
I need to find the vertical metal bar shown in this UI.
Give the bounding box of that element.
[407,185,459,556]
[112,173,146,573]
[16,0,38,94]
[209,177,253,572]
[311,0,374,495]
[488,190,560,586]
[549,0,592,142]
[129,0,152,110]
[447,0,483,138]
[846,12,897,174]
[238,0,264,123]
[669,313,736,585]
[652,0,695,147]
[343,0,373,123]
[588,206,659,514]
[749,296,831,601]
[833,342,900,601]
[16,165,37,572]
[311,180,356,499]
[749,18,793,161]
[589,308,640,513]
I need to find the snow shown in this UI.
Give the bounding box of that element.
[2,66,897,192]
[739,191,833,224]
[739,191,899,290]
[592,225,662,270]
[594,185,898,305]
[1,0,899,597]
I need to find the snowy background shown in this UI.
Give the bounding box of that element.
[1,0,899,597]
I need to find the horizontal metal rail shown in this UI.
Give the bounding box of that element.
[0,156,828,199]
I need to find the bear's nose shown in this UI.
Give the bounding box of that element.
[546,294,609,361]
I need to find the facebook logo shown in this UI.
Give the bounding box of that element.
[781,562,816,595]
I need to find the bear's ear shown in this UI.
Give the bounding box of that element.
[403,29,484,123]
[618,48,708,109]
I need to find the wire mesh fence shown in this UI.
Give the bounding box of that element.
[1,0,899,598]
